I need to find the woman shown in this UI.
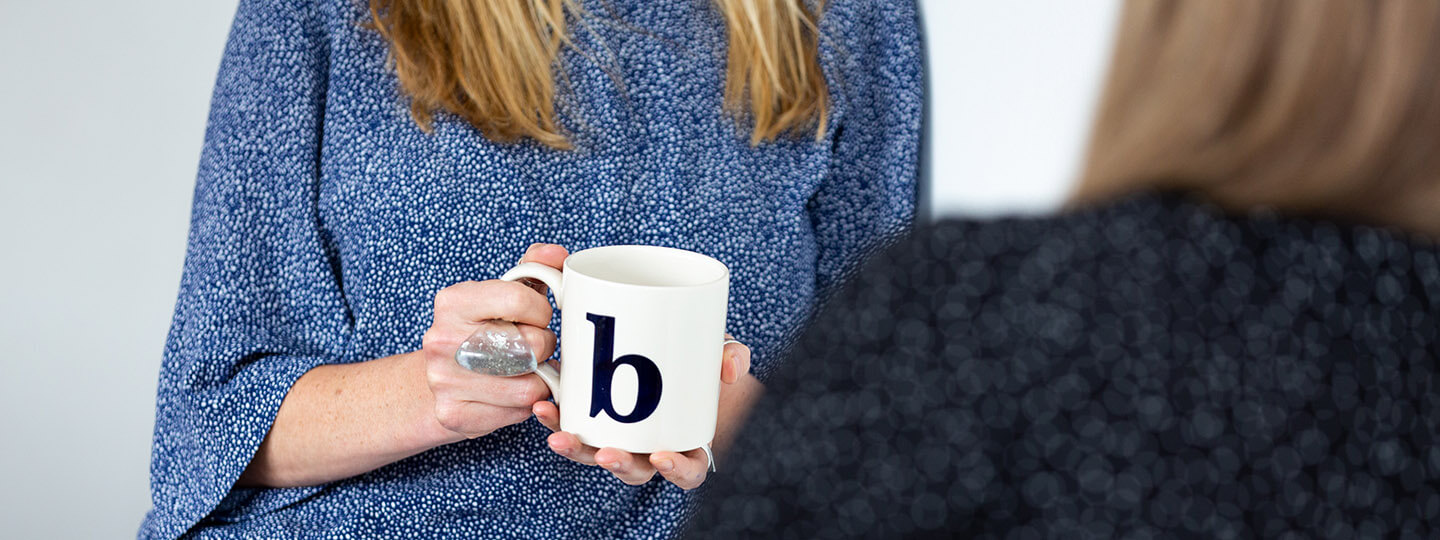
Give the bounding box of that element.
[140,0,920,537]
[695,1,1440,537]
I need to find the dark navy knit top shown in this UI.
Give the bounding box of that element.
[695,193,1440,538]
[140,0,920,537]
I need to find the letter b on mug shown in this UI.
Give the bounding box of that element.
[586,313,662,424]
[500,245,729,454]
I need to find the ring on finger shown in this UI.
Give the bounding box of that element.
[700,443,716,472]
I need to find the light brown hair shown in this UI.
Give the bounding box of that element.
[1074,0,1440,234]
[367,0,828,149]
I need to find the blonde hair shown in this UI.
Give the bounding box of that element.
[368,0,828,149]
[1074,0,1440,234]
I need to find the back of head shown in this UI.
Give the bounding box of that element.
[1075,0,1440,236]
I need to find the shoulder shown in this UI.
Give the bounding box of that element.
[818,0,922,75]
[230,0,335,25]
[227,0,360,43]
[795,193,1189,376]
[819,0,921,65]
[221,0,348,59]
[821,0,920,31]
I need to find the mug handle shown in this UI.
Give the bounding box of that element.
[499,262,566,401]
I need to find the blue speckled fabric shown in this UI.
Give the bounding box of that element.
[140,0,919,538]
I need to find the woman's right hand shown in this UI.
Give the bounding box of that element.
[238,245,570,488]
[420,244,569,441]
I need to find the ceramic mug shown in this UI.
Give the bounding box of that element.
[488,245,730,454]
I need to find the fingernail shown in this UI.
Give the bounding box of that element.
[655,459,674,472]
[602,461,620,470]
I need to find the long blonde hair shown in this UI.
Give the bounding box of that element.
[1074,0,1440,235]
[367,0,829,149]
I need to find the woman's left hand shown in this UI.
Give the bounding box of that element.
[532,336,754,489]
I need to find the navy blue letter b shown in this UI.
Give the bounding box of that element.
[586,313,663,423]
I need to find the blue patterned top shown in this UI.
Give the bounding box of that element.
[141,0,920,538]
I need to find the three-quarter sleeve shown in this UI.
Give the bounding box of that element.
[141,1,343,538]
[808,0,923,303]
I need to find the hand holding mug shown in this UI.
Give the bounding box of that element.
[458,243,741,489]
[418,246,565,441]
[533,336,750,489]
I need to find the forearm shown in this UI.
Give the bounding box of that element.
[711,373,763,458]
[237,351,460,488]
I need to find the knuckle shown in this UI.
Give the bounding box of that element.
[528,377,552,400]
[433,402,466,431]
[424,362,452,389]
[533,329,557,348]
[435,281,483,314]
[493,283,528,314]
[515,384,545,405]
[508,407,534,425]
[421,329,445,351]
[622,475,651,486]
[433,286,458,312]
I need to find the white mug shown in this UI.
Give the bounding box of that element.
[499,245,730,454]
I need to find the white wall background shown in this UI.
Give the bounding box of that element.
[921,0,1120,219]
[0,1,240,537]
[0,1,1116,537]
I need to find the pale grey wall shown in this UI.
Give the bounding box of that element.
[0,1,238,537]
[920,0,1120,219]
[0,1,1119,537]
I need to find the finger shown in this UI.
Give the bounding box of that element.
[433,280,553,328]
[515,324,557,362]
[427,356,552,408]
[548,432,599,466]
[515,243,569,294]
[721,339,751,384]
[721,333,736,384]
[519,243,569,270]
[433,400,534,439]
[720,352,736,384]
[425,319,553,371]
[533,400,560,432]
[650,448,710,490]
[596,447,657,486]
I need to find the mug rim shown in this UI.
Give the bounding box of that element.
[563,245,730,290]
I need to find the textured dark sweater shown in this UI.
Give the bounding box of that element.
[692,192,1440,539]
